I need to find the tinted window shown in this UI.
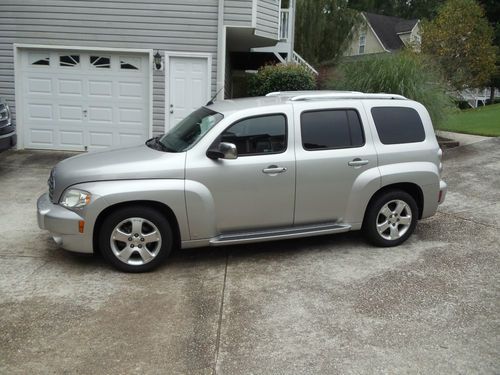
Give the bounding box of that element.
[301,109,364,150]
[220,114,287,156]
[371,107,425,144]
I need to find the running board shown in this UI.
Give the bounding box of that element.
[209,223,351,246]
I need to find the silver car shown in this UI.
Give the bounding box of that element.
[37,91,447,272]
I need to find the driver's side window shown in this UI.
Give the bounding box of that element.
[219,114,287,156]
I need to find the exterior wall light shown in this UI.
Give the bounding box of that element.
[153,50,163,71]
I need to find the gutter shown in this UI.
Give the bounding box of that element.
[216,0,225,100]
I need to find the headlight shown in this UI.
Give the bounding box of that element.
[60,189,91,209]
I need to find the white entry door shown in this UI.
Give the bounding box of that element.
[168,56,209,129]
[19,49,150,151]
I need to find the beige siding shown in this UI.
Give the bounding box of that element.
[344,22,386,56]
[0,0,219,136]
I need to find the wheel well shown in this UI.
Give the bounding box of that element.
[366,183,424,220]
[92,200,181,253]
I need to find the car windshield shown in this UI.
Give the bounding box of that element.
[157,107,224,152]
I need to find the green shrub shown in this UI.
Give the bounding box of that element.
[328,52,455,127]
[248,63,316,97]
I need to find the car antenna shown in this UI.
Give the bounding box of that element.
[206,87,224,106]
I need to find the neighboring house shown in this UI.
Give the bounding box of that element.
[0,0,309,152]
[344,12,420,57]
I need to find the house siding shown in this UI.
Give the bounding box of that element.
[255,0,279,40]
[224,0,253,26]
[0,0,219,136]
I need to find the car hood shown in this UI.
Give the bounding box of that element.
[51,144,186,202]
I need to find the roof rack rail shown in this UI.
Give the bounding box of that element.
[266,90,362,97]
[290,93,407,101]
[266,91,407,101]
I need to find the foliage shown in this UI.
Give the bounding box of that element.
[421,0,497,90]
[247,63,316,97]
[348,0,442,19]
[327,51,455,126]
[438,103,500,136]
[295,0,360,65]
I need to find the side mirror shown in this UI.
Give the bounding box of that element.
[207,142,238,160]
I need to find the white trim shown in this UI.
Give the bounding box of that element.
[13,43,154,150]
[164,51,212,132]
[360,13,390,53]
[251,0,258,28]
[217,0,226,101]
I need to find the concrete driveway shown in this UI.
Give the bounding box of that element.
[1,139,499,374]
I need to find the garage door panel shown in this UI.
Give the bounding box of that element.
[88,106,113,123]
[118,133,145,147]
[58,79,83,96]
[88,80,113,97]
[88,131,114,149]
[27,78,52,94]
[60,130,84,147]
[21,49,150,151]
[28,103,53,120]
[119,82,143,98]
[119,107,143,126]
[28,129,54,146]
[59,105,83,121]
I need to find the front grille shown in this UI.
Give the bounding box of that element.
[48,168,55,202]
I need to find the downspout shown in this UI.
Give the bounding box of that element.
[216,0,225,99]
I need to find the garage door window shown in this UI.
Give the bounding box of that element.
[120,58,140,70]
[31,56,50,66]
[59,55,80,67]
[90,56,110,69]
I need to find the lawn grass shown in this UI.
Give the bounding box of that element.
[438,103,500,137]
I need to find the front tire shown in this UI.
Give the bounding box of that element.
[363,190,418,247]
[99,206,173,272]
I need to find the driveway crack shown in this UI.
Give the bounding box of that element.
[212,251,229,375]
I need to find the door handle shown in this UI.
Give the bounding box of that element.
[262,165,287,174]
[348,158,369,167]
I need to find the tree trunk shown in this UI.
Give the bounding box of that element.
[490,86,495,104]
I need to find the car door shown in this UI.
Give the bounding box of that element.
[185,109,296,235]
[293,100,379,225]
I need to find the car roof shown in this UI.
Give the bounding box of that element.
[205,91,409,115]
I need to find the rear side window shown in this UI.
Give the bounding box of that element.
[301,109,365,150]
[371,107,425,144]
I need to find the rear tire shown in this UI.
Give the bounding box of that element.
[363,190,418,247]
[99,206,173,272]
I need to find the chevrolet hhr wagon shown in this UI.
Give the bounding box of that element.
[37,91,447,272]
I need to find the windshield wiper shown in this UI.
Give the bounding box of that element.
[147,136,172,152]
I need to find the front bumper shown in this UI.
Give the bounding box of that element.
[37,193,92,253]
[0,130,16,152]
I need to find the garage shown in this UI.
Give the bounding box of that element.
[17,48,151,151]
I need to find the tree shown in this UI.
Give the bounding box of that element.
[421,0,497,90]
[327,51,454,126]
[477,0,500,101]
[347,0,442,20]
[295,0,360,65]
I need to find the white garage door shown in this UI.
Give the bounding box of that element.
[19,49,150,151]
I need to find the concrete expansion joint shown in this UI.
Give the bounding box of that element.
[212,251,229,375]
[437,210,499,230]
